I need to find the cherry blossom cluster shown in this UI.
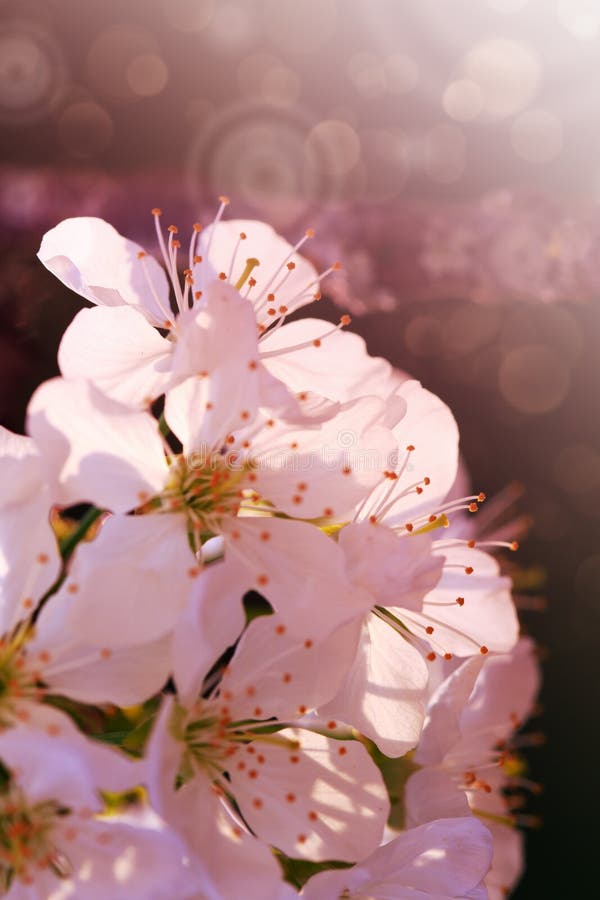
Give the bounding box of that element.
[0,200,539,898]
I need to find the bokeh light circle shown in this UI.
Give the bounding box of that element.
[305,120,361,177]
[347,52,387,100]
[510,109,564,164]
[383,53,419,94]
[459,38,541,119]
[160,0,215,32]
[237,53,300,107]
[58,100,114,158]
[186,101,332,229]
[126,53,169,97]
[86,25,160,103]
[262,0,337,55]
[498,344,570,413]
[557,0,600,41]
[0,23,67,124]
[442,79,484,122]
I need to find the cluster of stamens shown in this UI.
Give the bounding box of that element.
[143,201,351,356]
[138,453,254,543]
[0,627,41,728]
[0,785,70,888]
[171,700,299,790]
[356,449,522,660]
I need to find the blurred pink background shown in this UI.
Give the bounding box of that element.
[2,2,599,896]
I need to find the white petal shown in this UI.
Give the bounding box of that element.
[195,219,319,319]
[66,513,194,646]
[224,517,373,635]
[27,378,167,512]
[419,639,539,769]
[0,720,137,806]
[415,658,485,766]
[159,779,294,900]
[339,523,443,610]
[381,381,460,528]
[411,547,519,657]
[38,217,171,325]
[220,613,361,722]
[459,638,540,747]
[0,426,41,507]
[230,727,389,862]
[261,319,399,402]
[31,588,171,706]
[60,817,204,900]
[484,821,524,900]
[145,696,183,819]
[59,306,173,408]
[172,557,248,706]
[320,614,429,758]
[165,281,263,450]
[405,769,472,827]
[0,487,60,632]
[250,396,397,519]
[302,817,493,900]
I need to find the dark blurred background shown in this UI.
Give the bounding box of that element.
[2,1,600,895]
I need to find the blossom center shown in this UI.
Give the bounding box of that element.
[170,700,233,784]
[0,783,70,887]
[0,627,39,727]
[142,453,253,538]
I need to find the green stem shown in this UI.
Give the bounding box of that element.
[32,506,105,626]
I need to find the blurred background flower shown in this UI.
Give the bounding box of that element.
[1,1,599,896]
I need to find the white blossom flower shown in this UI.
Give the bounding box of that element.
[405,639,540,900]
[38,207,353,410]
[0,726,202,898]
[146,608,390,865]
[301,817,493,900]
[0,427,170,718]
[26,371,393,644]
